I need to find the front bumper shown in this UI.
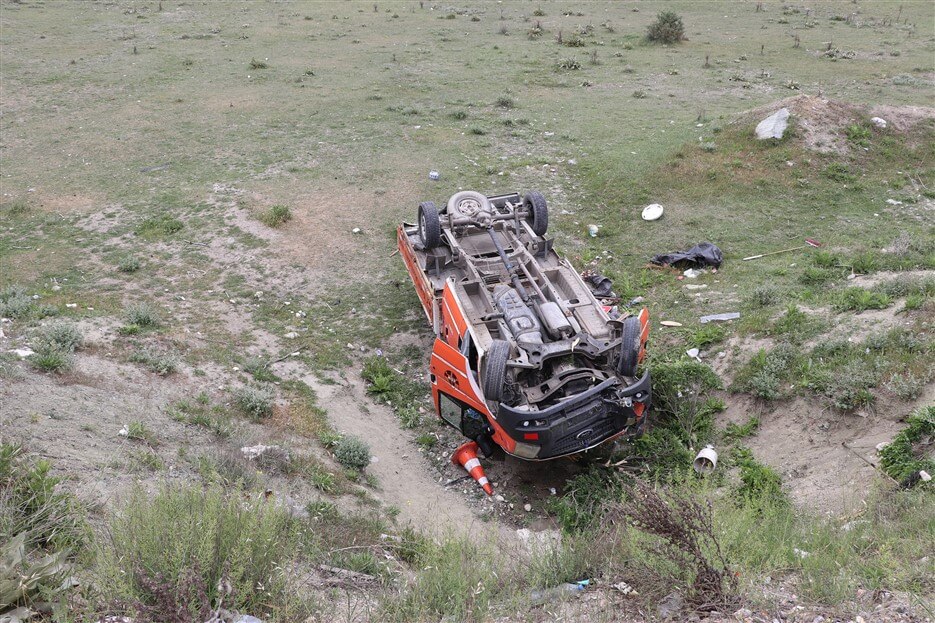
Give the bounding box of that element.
[495,371,652,459]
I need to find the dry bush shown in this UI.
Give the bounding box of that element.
[606,479,737,612]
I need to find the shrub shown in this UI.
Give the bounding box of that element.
[129,347,178,375]
[124,302,161,328]
[556,57,581,70]
[0,285,33,319]
[334,435,371,471]
[495,96,514,109]
[35,322,83,352]
[845,123,872,147]
[233,385,274,419]
[259,204,292,227]
[118,255,142,273]
[733,343,799,400]
[550,467,624,533]
[29,344,73,373]
[449,110,468,120]
[885,371,924,401]
[248,58,269,69]
[747,285,778,307]
[647,11,685,44]
[96,484,299,617]
[136,214,183,238]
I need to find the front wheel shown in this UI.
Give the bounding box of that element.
[482,339,510,402]
[418,201,441,249]
[617,316,641,378]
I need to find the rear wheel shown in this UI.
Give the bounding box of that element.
[482,339,510,402]
[617,316,641,377]
[418,201,441,249]
[523,191,549,237]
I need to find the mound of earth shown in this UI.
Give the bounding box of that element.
[735,94,935,154]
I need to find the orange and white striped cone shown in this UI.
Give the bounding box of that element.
[451,441,493,496]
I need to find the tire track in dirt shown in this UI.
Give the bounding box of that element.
[303,374,515,542]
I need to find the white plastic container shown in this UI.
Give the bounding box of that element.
[693,445,718,474]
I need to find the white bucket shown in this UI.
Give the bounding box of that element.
[693,445,718,474]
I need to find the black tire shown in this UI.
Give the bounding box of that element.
[418,201,441,249]
[523,191,548,237]
[617,316,641,378]
[482,339,510,402]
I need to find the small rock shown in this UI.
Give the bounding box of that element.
[920,470,932,482]
[11,347,34,358]
[885,198,903,205]
[657,591,683,619]
[232,616,265,623]
[734,608,753,620]
[613,580,637,595]
[352,227,362,234]
[51,284,61,291]
[755,108,790,140]
[870,117,887,129]
[284,332,298,339]
[495,494,506,502]
[523,503,532,512]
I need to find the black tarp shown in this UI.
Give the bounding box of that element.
[651,242,724,269]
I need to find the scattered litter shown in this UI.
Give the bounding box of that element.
[755,107,790,140]
[495,494,506,502]
[118,425,129,437]
[641,203,664,221]
[683,268,705,279]
[659,320,683,327]
[254,291,263,299]
[10,348,34,358]
[793,548,810,559]
[549,487,557,495]
[523,503,532,512]
[66,303,77,308]
[628,296,645,305]
[885,198,903,205]
[686,348,701,361]
[920,470,932,482]
[613,581,638,596]
[352,227,362,234]
[870,116,887,129]
[651,242,723,269]
[583,272,614,298]
[700,312,740,323]
[284,331,298,339]
[428,170,440,180]
[530,581,587,605]
[875,441,888,452]
[587,224,599,237]
[241,444,282,460]
[684,284,707,290]
[693,445,718,474]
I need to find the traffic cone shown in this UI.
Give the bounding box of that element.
[451,441,493,496]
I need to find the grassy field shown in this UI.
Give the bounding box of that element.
[2,1,934,621]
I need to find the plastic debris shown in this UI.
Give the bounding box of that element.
[699,312,740,324]
[530,581,588,605]
[683,268,704,279]
[587,224,599,237]
[428,170,440,181]
[693,445,718,474]
[870,116,887,129]
[686,348,701,361]
[641,203,664,221]
[659,320,683,327]
[651,242,723,269]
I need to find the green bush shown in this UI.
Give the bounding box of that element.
[0,285,33,319]
[28,344,74,373]
[136,214,183,238]
[334,435,372,471]
[124,302,161,328]
[647,11,685,44]
[118,256,142,273]
[233,385,274,419]
[833,287,891,312]
[128,347,178,375]
[36,322,83,352]
[96,484,299,617]
[260,204,292,227]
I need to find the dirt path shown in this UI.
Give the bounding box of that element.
[301,373,515,542]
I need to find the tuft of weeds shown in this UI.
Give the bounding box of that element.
[449,110,468,120]
[732,343,799,400]
[550,466,624,533]
[885,370,925,401]
[28,344,74,373]
[556,57,581,71]
[128,346,178,375]
[35,322,82,352]
[495,96,515,109]
[415,433,437,449]
[468,127,486,136]
[248,58,269,69]
[687,324,727,349]
[361,356,428,429]
[746,285,778,308]
[124,420,156,444]
[259,204,292,227]
[722,416,760,442]
[135,213,183,238]
[124,302,161,328]
[0,284,34,319]
[730,446,787,506]
[242,356,275,382]
[845,123,872,147]
[822,162,857,183]
[849,251,879,274]
[333,435,371,471]
[232,385,274,419]
[833,287,891,312]
[117,255,142,273]
[769,306,824,344]
[3,198,30,215]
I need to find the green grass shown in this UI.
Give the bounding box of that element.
[232,385,274,419]
[878,406,935,483]
[259,204,292,227]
